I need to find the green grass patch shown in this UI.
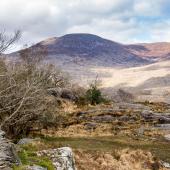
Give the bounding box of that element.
[13,144,55,170]
[40,135,170,163]
[13,165,27,170]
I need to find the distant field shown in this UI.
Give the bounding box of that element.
[51,58,170,103]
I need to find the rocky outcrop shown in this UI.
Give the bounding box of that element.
[155,124,170,130]
[0,130,19,169]
[141,111,170,123]
[37,147,76,170]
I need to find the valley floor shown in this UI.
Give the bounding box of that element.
[55,58,170,103]
[21,101,170,170]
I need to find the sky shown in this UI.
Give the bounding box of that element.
[0,0,170,51]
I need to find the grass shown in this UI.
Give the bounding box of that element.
[13,131,170,169]
[39,135,170,163]
[13,166,27,170]
[13,143,55,170]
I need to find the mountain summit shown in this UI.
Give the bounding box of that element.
[32,33,149,66]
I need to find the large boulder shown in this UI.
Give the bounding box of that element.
[48,88,78,101]
[37,147,76,170]
[0,130,19,169]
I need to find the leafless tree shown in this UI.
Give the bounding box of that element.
[0,30,21,53]
[0,37,68,138]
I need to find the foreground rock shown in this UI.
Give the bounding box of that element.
[0,130,18,169]
[37,147,76,170]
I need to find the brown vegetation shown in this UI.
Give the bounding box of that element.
[75,149,164,170]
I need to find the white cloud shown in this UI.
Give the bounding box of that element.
[0,0,169,51]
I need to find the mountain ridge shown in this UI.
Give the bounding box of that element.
[10,33,170,66]
[21,33,149,66]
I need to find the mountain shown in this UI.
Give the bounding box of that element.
[10,34,170,67]
[24,33,149,67]
[127,42,170,61]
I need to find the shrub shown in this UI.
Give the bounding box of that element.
[85,80,105,105]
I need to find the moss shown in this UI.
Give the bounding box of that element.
[14,144,55,170]
[13,165,27,170]
[38,158,55,170]
[18,150,28,165]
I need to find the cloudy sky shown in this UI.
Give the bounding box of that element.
[1,0,170,51]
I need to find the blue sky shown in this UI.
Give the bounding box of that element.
[0,0,170,50]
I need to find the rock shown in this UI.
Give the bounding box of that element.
[26,165,47,170]
[119,115,129,121]
[37,147,76,170]
[92,115,115,123]
[0,130,19,169]
[137,126,145,136]
[164,134,170,141]
[155,124,170,130]
[61,89,77,101]
[76,109,126,117]
[17,138,36,145]
[48,88,78,101]
[84,123,97,130]
[161,161,170,168]
[117,102,150,111]
[47,88,62,97]
[0,131,5,138]
[140,111,170,123]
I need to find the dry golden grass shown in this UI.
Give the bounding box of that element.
[75,149,167,170]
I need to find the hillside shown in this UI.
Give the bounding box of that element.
[15,34,149,67]
[127,42,170,61]
[11,34,170,67]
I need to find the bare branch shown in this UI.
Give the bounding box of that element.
[0,30,21,53]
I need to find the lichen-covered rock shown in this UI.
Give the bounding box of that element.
[37,147,76,170]
[0,130,19,170]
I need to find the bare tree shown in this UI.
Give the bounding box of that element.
[0,46,68,138]
[0,30,21,53]
[0,30,69,138]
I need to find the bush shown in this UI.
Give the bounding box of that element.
[86,85,103,105]
[74,79,107,106]
[85,84,104,105]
